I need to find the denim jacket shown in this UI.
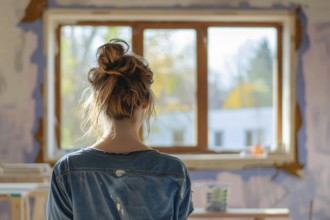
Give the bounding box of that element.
[46,148,194,220]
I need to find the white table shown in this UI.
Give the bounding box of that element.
[0,183,49,220]
[190,208,290,220]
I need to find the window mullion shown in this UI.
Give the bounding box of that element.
[276,24,283,150]
[197,26,208,151]
[132,23,144,56]
[132,24,145,141]
[55,24,62,150]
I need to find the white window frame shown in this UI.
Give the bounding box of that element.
[43,9,298,169]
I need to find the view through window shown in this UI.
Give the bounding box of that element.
[143,29,197,147]
[208,27,277,152]
[58,23,280,154]
[60,26,132,149]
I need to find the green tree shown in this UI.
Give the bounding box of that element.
[61,26,99,148]
[222,39,274,108]
[144,30,196,113]
[245,39,273,106]
[223,83,256,109]
[61,26,128,149]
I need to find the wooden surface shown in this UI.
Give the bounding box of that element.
[0,183,49,220]
[0,163,51,183]
[0,183,47,193]
[190,208,290,219]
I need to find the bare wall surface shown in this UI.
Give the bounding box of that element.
[0,0,37,162]
[0,0,330,219]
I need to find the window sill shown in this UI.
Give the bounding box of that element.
[43,149,300,175]
[173,153,294,170]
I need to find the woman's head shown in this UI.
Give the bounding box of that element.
[83,39,155,137]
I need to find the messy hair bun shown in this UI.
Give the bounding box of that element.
[82,39,155,137]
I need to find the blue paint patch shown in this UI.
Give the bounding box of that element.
[46,0,296,11]
[230,167,278,182]
[17,20,45,162]
[48,0,58,7]
[238,1,251,9]
[189,170,219,181]
[296,9,309,166]
[271,2,297,10]
[190,167,278,182]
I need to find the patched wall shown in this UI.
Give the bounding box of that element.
[1,0,330,219]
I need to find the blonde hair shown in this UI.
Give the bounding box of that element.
[82,39,155,137]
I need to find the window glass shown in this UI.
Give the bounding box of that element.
[208,27,277,151]
[245,129,264,146]
[60,26,132,149]
[173,130,184,144]
[214,131,224,147]
[143,29,197,146]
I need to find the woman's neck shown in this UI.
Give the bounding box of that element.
[92,118,150,153]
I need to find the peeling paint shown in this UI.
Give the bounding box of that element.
[0,73,6,95]
[14,34,25,73]
[0,0,38,163]
[1,0,330,219]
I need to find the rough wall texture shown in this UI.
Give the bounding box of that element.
[0,0,38,163]
[0,0,330,219]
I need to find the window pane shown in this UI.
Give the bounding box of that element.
[60,26,132,149]
[208,27,277,151]
[143,29,197,147]
[214,131,224,147]
[245,129,264,146]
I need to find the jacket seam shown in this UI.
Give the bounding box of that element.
[57,168,184,178]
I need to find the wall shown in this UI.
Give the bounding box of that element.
[0,0,330,219]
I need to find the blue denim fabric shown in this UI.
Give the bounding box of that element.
[47,148,194,220]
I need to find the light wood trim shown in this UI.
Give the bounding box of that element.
[204,21,283,27]
[190,208,289,218]
[132,22,205,29]
[76,21,136,26]
[73,21,282,28]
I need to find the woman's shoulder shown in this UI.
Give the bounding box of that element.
[52,148,189,177]
[152,151,185,165]
[52,149,85,172]
[145,151,189,176]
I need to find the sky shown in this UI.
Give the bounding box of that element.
[208,27,277,89]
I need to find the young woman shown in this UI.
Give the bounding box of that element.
[46,39,194,220]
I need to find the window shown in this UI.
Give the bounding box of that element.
[208,27,276,152]
[59,26,132,149]
[143,28,197,147]
[173,130,184,145]
[214,131,224,149]
[44,10,298,169]
[245,129,264,146]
